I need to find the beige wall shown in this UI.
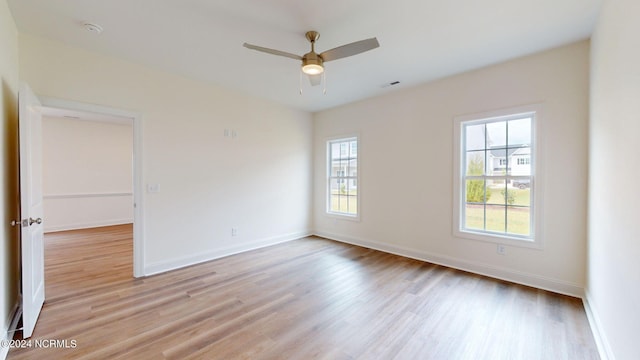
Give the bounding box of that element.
[19,34,313,274]
[314,41,590,296]
[588,0,640,358]
[42,116,133,232]
[0,0,20,353]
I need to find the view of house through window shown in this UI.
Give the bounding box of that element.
[461,113,534,239]
[327,137,358,216]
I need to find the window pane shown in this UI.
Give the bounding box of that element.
[329,178,340,196]
[508,118,531,146]
[330,159,341,176]
[486,121,506,148]
[488,148,507,176]
[331,143,341,160]
[344,157,351,179]
[507,206,530,236]
[349,158,357,178]
[347,195,358,215]
[510,187,530,206]
[333,194,353,214]
[465,151,485,176]
[510,148,531,176]
[464,204,484,230]
[340,158,348,178]
[465,179,487,204]
[346,179,357,214]
[330,194,341,212]
[485,205,506,233]
[486,180,506,205]
[334,195,343,212]
[465,123,485,151]
[500,186,517,206]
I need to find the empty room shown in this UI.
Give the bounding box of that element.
[1,0,638,359]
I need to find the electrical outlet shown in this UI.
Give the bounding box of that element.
[231,228,238,237]
[497,244,506,255]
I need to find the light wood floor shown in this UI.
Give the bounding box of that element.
[9,225,599,359]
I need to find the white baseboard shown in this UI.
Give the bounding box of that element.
[583,291,614,360]
[314,230,584,298]
[1,302,22,360]
[144,230,312,276]
[44,219,133,233]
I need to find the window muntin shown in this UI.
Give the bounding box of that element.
[460,113,535,240]
[328,137,358,217]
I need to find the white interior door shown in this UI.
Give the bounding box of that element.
[18,83,45,338]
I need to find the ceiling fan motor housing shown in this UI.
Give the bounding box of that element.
[302,31,324,75]
[302,52,324,74]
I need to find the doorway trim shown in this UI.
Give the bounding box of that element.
[39,96,145,278]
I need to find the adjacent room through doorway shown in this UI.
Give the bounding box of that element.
[40,106,136,294]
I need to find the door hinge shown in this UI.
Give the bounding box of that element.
[10,219,28,227]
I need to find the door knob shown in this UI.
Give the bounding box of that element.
[29,217,42,226]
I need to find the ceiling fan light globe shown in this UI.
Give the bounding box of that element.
[302,64,324,75]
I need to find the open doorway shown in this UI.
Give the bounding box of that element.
[39,98,143,278]
[39,108,133,299]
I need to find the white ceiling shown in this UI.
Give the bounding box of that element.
[8,0,602,112]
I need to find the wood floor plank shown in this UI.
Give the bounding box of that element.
[8,225,599,359]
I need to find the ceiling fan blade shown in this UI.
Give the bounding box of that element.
[243,43,302,60]
[320,38,379,62]
[308,74,321,86]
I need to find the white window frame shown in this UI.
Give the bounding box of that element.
[326,136,360,220]
[453,104,544,248]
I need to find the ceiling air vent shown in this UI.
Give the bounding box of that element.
[83,23,103,34]
[382,81,401,88]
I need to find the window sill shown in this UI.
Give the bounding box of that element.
[325,212,360,222]
[454,228,542,249]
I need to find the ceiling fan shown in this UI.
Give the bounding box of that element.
[243,31,379,86]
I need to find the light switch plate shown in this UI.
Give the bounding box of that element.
[147,184,160,193]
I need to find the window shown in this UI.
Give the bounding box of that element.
[340,143,348,157]
[327,137,358,217]
[350,141,358,156]
[453,106,541,246]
